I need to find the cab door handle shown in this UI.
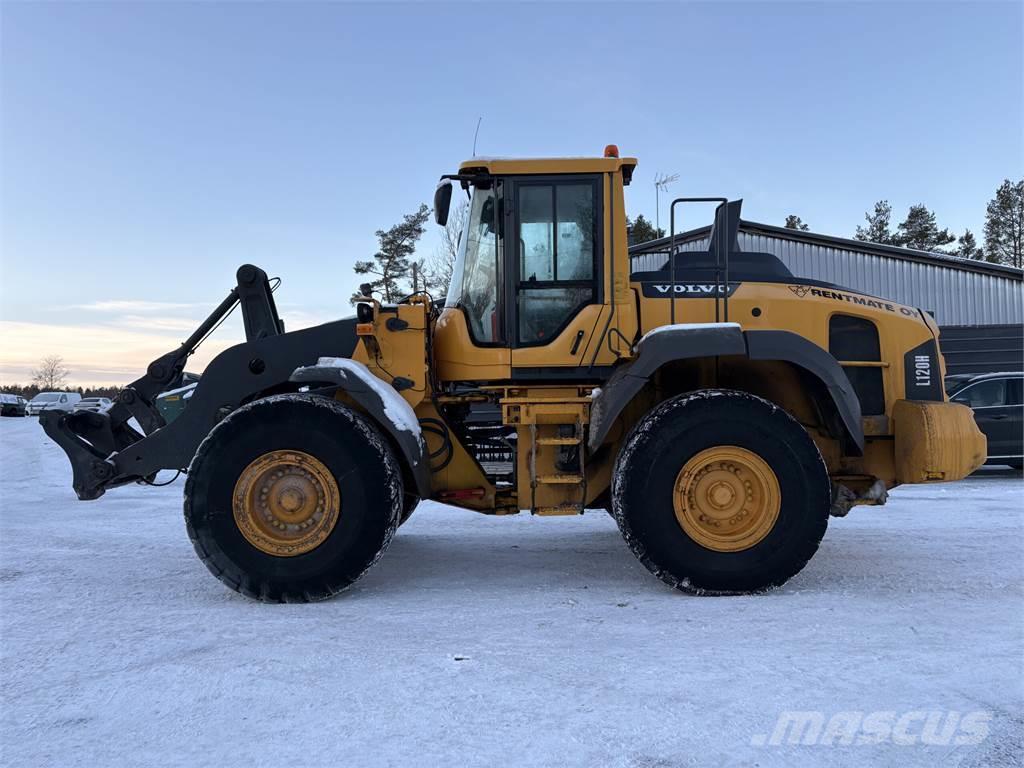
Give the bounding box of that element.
[570,330,585,355]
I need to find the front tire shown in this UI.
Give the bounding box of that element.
[184,394,403,602]
[612,390,831,594]
[398,494,420,526]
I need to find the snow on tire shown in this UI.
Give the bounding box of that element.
[612,389,831,594]
[184,393,402,602]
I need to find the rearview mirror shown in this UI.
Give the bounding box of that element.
[434,181,453,226]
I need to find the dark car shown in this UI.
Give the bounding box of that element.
[0,393,28,417]
[946,372,1023,469]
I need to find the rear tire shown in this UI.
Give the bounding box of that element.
[612,389,830,594]
[184,394,402,602]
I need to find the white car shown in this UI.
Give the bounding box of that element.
[27,392,82,415]
[72,397,113,414]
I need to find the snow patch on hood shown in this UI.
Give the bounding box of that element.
[159,383,198,399]
[638,322,741,345]
[314,357,422,438]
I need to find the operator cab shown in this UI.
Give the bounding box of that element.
[431,153,638,384]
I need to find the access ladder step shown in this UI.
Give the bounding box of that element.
[535,436,581,446]
[536,474,583,485]
[535,504,583,516]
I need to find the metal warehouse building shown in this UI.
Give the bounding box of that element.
[629,214,1023,375]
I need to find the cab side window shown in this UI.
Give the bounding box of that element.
[516,180,598,345]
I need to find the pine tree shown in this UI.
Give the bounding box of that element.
[983,179,1024,268]
[953,229,983,260]
[854,200,894,244]
[893,204,955,252]
[626,214,665,245]
[353,204,430,303]
[784,215,809,231]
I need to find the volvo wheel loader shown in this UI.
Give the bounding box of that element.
[42,147,987,601]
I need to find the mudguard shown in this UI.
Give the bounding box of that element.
[588,324,864,455]
[589,323,746,452]
[290,360,431,498]
[745,330,864,454]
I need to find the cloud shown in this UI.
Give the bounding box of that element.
[2,303,347,385]
[64,300,204,313]
[279,308,341,330]
[0,320,240,386]
[115,314,205,333]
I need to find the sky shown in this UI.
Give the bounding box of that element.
[1,1,1021,385]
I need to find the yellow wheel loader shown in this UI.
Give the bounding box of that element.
[42,148,986,601]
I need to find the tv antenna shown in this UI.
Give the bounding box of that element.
[654,172,679,232]
[472,117,483,157]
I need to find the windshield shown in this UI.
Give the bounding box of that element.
[446,185,501,343]
[30,393,60,403]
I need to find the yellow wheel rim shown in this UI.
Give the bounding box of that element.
[673,446,781,553]
[232,450,340,557]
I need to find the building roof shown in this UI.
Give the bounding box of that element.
[629,219,1023,281]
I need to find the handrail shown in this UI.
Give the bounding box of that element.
[669,197,729,325]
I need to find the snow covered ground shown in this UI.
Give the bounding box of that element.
[1,415,1021,767]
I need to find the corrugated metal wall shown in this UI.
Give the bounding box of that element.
[631,232,1023,327]
[935,325,1024,375]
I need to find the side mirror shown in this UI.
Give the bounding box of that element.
[434,181,453,226]
[480,196,496,234]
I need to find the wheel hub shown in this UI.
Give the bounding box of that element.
[673,446,780,553]
[233,450,340,556]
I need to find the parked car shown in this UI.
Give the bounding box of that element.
[946,372,1023,469]
[73,397,113,414]
[26,391,82,415]
[0,393,28,417]
[943,374,975,396]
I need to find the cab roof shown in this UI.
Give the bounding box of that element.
[458,156,637,177]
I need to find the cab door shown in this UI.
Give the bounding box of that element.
[506,175,606,377]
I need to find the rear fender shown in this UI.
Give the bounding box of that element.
[589,323,746,452]
[588,325,864,455]
[745,330,864,455]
